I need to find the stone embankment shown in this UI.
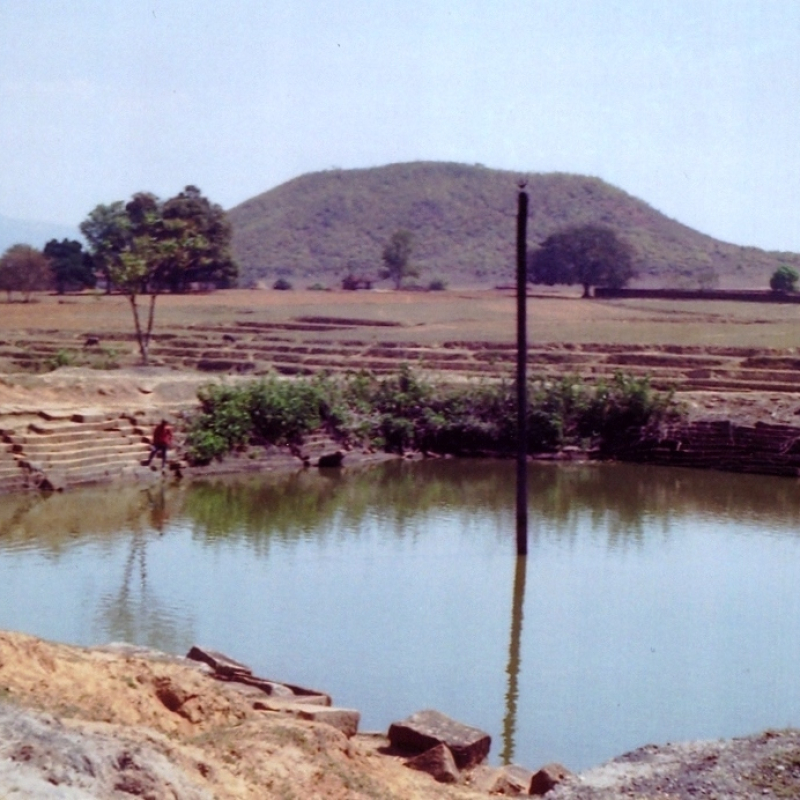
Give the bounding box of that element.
[615,418,800,477]
[2,367,800,494]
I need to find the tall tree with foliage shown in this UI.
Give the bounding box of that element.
[380,229,418,289]
[160,186,238,291]
[79,201,130,293]
[528,224,636,297]
[0,244,52,301]
[44,239,97,294]
[81,186,238,364]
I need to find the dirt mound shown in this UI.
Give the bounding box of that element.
[0,631,488,799]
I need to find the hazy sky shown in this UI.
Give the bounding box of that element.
[2,1,799,251]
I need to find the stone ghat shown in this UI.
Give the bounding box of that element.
[0,409,155,492]
[186,645,571,796]
[0,402,358,494]
[612,419,800,477]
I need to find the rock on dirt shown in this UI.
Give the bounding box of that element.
[0,703,213,799]
[548,729,800,800]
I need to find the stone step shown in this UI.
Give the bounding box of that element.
[0,474,28,492]
[22,417,137,436]
[21,448,150,473]
[683,378,800,393]
[13,429,144,448]
[15,438,149,457]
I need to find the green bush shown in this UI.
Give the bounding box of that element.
[577,372,673,449]
[183,367,678,463]
[48,349,77,370]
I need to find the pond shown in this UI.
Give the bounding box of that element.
[0,459,799,772]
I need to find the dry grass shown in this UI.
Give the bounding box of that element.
[8,288,800,351]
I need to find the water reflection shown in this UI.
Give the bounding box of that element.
[501,555,527,765]
[94,524,189,652]
[0,462,796,556]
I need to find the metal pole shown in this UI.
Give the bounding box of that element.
[516,187,528,557]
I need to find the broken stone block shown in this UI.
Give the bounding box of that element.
[233,675,295,697]
[293,704,360,738]
[405,743,460,784]
[235,674,332,705]
[186,646,252,678]
[388,709,491,769]
[530,762,573,795]
[487,764,537,795]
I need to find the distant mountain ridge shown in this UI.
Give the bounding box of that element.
[0,214,79,255]
[228,162,800,290]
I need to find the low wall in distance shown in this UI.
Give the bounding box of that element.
[595,287,800,303]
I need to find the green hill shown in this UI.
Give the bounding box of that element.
[228,162,800,290]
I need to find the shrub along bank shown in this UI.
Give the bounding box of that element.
[184,366,678,465]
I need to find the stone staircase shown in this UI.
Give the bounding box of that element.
[0,411,155,491]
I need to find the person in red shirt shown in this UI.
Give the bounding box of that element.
[145,419,173,471]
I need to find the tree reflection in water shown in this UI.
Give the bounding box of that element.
[94,485,191,652]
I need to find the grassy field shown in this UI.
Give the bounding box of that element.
[8,288,800,349]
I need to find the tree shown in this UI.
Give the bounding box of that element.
[79,201,130,293]
[0,244,52,302]
[43,239,97,294]
[770,264,798,293]
[528,224,636,297]
[380,229,418,289]
[81,186,239,364]
[160,186,237,291]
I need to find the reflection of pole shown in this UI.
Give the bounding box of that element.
[516,186,528,556]
[501,554,528,764]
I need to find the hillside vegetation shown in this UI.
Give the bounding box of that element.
[228,162,800,290]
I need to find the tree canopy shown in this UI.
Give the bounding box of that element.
[528,224,636,297]
[44,239,96,294]
[380,229,418,289]
[80,186,238,364]
[769,264,798,293]
[0,244,52,302]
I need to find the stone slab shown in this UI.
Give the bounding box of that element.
[405,743,460,784]
[254,695,331,714]
[530,762,573,795]
[293,704,360,738]
[185,646,252,677]
[388,709,491,769]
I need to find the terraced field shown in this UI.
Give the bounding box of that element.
[2,289,800,395]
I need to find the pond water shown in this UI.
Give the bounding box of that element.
[0,460,799,772]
